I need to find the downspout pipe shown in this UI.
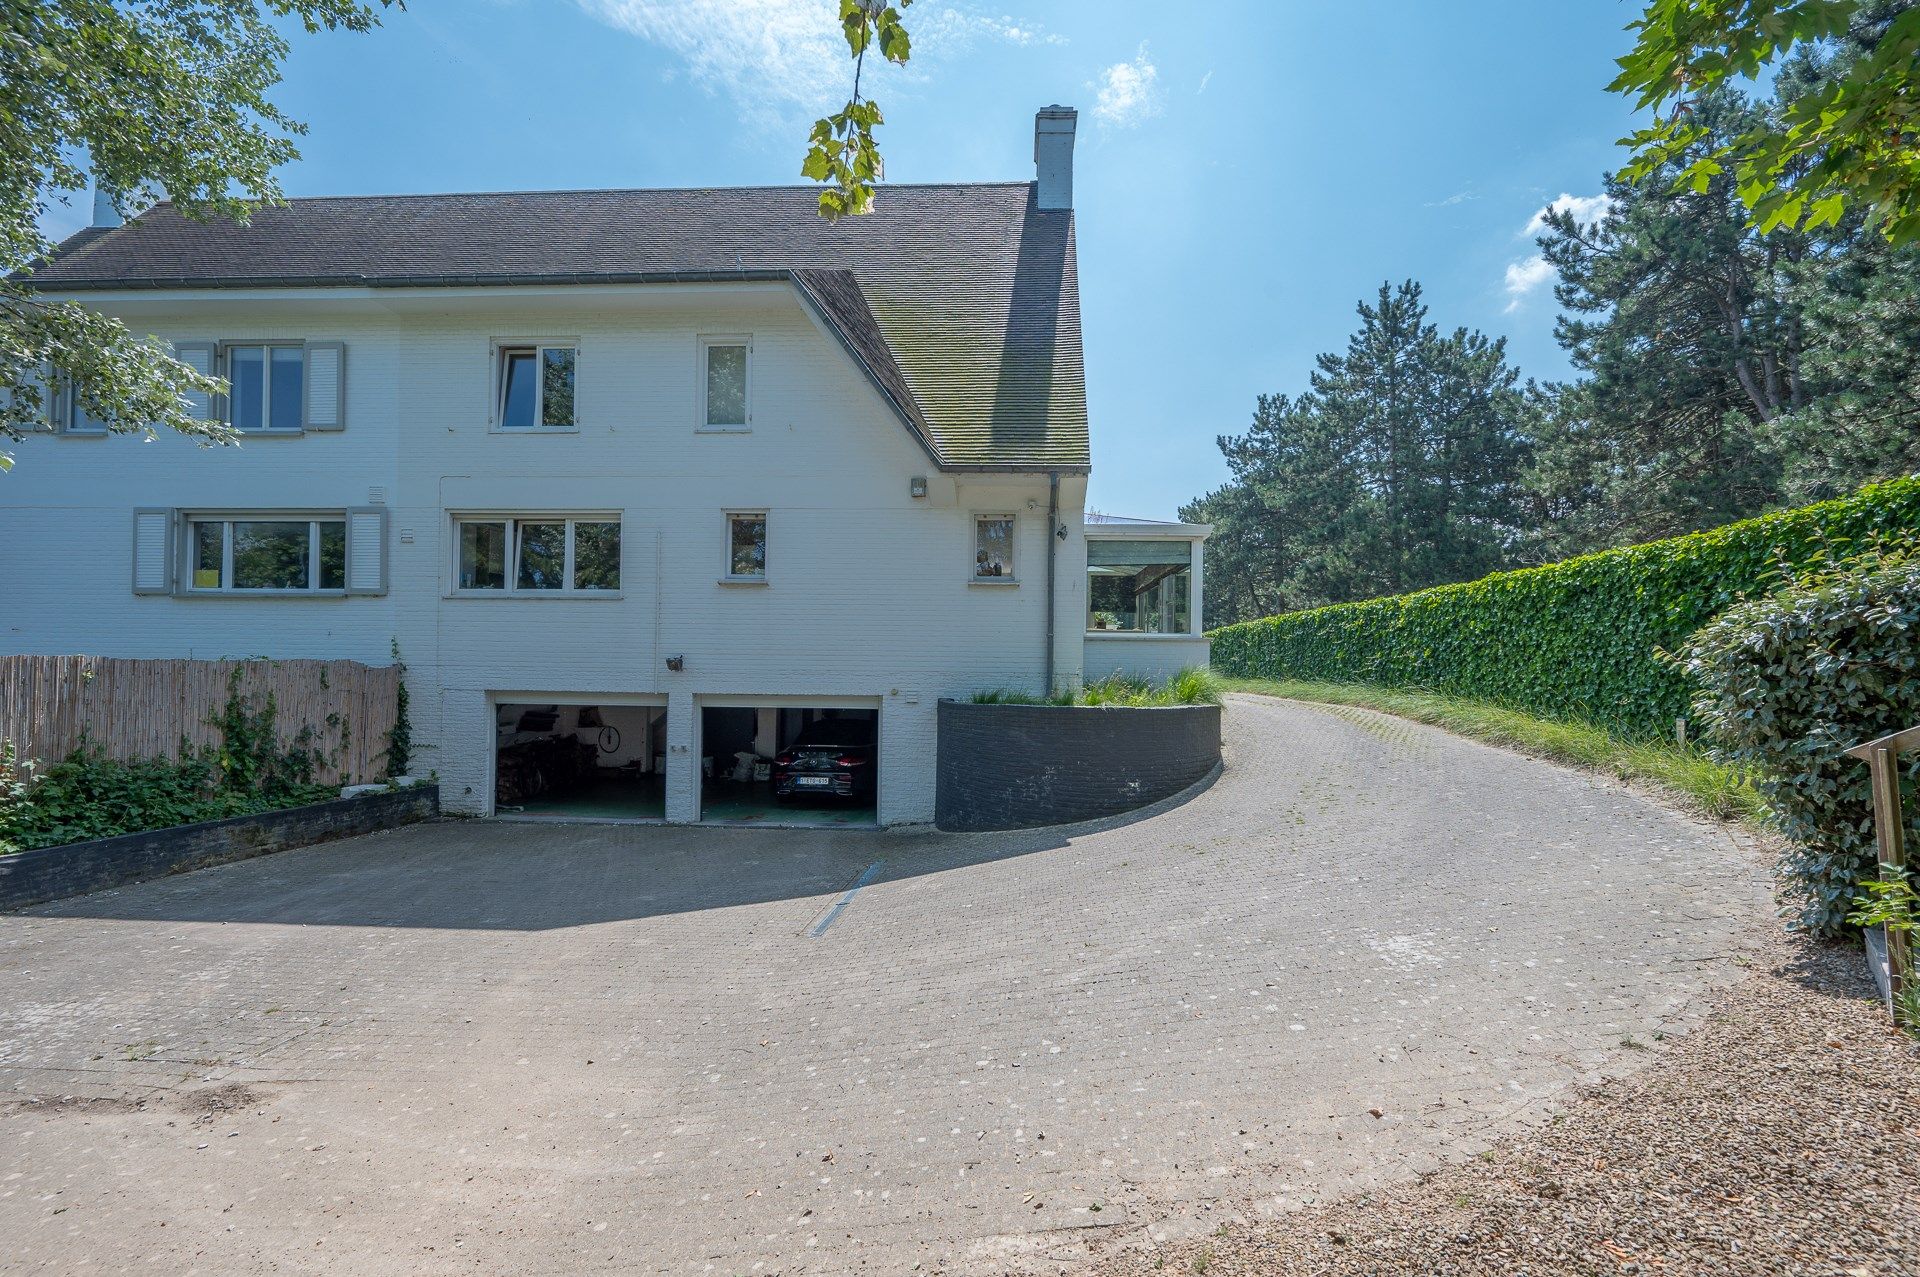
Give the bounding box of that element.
[1044,471,1060,696]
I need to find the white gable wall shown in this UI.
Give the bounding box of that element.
[1,284,1088,825]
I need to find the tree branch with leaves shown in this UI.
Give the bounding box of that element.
[802,1,913,221]
[1613,0,1920,242]
[1,0,399,472]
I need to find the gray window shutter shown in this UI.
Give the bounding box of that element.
[344,506,388,595]
[132,508,176,595]
[171,341,218,420]
[304,341,346,430]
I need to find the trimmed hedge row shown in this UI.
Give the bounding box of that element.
[1209,476,1920,740]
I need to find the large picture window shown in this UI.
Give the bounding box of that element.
[187,517,346,592]
[224,343,304,431]
[1087,540,1193,633]
[497,344,577,429]
[455,517,620,593]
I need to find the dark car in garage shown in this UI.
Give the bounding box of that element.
[771,718,877,803]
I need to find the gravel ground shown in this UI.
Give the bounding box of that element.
[1082,931,1920,1277]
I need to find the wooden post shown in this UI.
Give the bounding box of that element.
[1868,743,1909,1005]
[1848,725,1920,1010]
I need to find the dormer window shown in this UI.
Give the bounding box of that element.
[497,344,576,429]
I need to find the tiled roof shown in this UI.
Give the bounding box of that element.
[26,183,1089,470]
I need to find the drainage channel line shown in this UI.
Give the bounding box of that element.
[808,860,885,938]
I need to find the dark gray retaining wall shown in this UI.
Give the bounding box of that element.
[936,700,1221,832]
[0,785,438,911]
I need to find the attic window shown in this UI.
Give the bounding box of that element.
[498,344,576,429]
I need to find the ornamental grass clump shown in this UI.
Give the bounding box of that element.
[1683,554,1920,935]
[969,667,1222,708]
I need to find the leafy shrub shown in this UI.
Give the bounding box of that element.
[969,667,1222,708]
[1683,555,1920,935]
[1209,477,1920,740]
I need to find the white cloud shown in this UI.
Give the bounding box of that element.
[1197,68,1214,94]
[1502,254,1555,312]
[1522,192,1611,236]
[582,1,844,123]
[918,8,1066,49]
[580,1,1060,128]
[1093,43,1162,127]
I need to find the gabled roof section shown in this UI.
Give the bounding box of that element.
[25,183,1091,470]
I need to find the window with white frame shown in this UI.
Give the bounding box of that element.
[724,511,767,580]
[223,343,305,431]
[496,344,577,429]
[701,337,750,428]
[187,516,346,592]
[973,514,1015,581]
[455,516,620,593]
[1086,540,1194,633]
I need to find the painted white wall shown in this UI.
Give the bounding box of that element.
[0,283,1089,825]
[1082,635,1213,682]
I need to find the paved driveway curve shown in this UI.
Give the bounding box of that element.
[0,695,1770,1275]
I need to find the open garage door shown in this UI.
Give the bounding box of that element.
[494,700,667,821]
[699,704,878,827]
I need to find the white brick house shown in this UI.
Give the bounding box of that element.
[8,108,1206,827]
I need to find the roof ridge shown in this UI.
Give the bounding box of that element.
[134,180,1035,210]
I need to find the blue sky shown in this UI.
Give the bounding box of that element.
[48,1,1644,518]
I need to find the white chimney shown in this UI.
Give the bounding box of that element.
[1034,105,1077,210]
[90,181,121,229]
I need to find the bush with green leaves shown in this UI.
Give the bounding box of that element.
[1683,554,1920,935]
[1209,477,1920,740]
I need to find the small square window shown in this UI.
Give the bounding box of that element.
[974,515,1014,580]
[703,340,749,428]
[498,344,576,429]
[726,512,767,579]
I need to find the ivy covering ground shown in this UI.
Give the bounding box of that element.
[1209,477,1920,740]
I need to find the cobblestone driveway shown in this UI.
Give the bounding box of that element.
[0,695,1770,1275]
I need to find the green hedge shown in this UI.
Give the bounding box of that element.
[1209,476,1920,740]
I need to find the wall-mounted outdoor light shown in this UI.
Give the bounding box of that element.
[665,655,685,672]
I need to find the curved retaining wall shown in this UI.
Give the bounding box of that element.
[935,700,1222,832]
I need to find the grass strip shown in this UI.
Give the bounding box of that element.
[1221,676,1765,824]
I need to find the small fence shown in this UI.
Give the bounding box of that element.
[0,655,401,786]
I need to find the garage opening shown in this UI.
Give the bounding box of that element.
[699,705,878,827]
[495,701,667,821]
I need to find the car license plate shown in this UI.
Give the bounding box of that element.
[796,776,832,788]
